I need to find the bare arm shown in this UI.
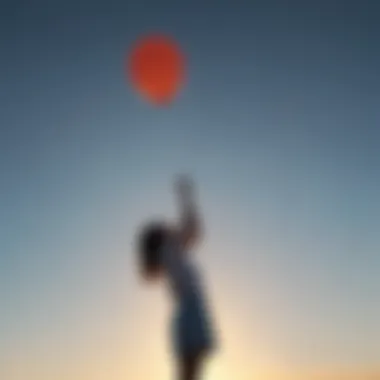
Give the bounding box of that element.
[174,175,203,249]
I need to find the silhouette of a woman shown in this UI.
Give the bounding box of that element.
[137,175,216,380]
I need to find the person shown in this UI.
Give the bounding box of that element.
[137,175,216,380]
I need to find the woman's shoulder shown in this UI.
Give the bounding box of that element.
[161,228,185,263]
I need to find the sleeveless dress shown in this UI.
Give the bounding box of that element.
[161,238,215,359]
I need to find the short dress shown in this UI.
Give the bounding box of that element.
[161,239,216,359]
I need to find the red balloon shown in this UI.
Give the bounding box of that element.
[127,34,186,105]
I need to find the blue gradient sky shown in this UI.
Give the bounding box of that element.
[1,1,379,379]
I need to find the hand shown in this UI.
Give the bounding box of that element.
[174,174,194,199]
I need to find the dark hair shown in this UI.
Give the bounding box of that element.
[137,222,167,281]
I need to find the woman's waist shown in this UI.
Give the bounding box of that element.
[175,290,207,313]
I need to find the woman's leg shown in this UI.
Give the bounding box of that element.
[178,352,204,380]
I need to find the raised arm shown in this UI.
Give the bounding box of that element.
[174,175,203,249]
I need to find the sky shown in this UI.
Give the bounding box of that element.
[0,1,379,379]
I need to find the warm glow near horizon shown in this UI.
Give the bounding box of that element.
[2,264,378,380]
